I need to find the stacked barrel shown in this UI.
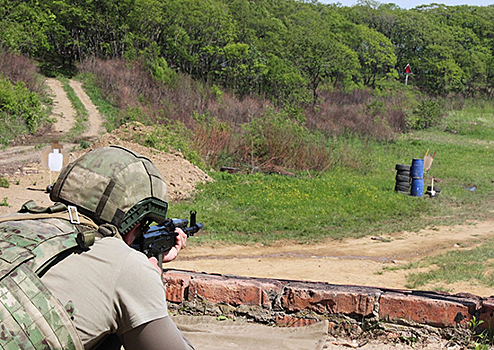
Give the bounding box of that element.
[410,158,424,197]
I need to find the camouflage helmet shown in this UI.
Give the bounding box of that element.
[50,145,168,235]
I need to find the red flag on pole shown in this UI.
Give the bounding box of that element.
[404,64,412,74]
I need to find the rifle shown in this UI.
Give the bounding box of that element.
[131,211,203,259]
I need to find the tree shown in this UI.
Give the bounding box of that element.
[343,24,397,88]
[160,0,237,81]
[286,6,359,102]
[0,0,57,57]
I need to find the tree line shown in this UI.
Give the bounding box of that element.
[1,0,493,103]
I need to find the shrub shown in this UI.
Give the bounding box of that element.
[239,107,332,172]
[133,120,204,167]
[151,57,178,87]
[0,75,45,145]
[305,89,407,140]
[0,51,43,93]
[407,98,443,130]
[192,112,234,168]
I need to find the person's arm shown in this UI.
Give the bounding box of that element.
[120,316,194,350]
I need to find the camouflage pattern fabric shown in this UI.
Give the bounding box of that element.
[0,217,84,350]
[50,146,168,230]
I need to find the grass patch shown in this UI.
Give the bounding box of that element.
[0,178,9,188]
[58,77,88,140]
[0,197,9,207]
[405,239,494,289]
[75,72,117,132]
[171,169,431,245]
[170,114,494,246]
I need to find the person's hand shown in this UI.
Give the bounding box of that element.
[147,228,187,271]
[163,227,187,263]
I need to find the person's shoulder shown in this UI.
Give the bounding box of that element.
[96,237,149,264]
[95,237,135,255]
[97,236,130,248]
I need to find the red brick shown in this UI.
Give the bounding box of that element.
[380,293,472,327]
[189,276,270,306]
[275,315,319,327]
[281,284,376,316]
[478,297,494,329]
[163,272,192,303]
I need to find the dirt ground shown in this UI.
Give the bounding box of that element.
[1,77,493,303]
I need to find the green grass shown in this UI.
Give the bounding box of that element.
[79,74,494,288]
[170,109,494,246]
[405,239,494,289]
[75,72,119,132]
[170,169,433,244]
[59,77,89,140]
[0,178,9,188]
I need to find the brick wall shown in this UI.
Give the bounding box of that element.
[163,269,494,332]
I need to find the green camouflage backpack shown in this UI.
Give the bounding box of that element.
[0,208,97,350]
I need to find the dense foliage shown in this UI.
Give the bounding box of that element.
[0,52,48,145]
[1,0,493,172]
[1,0,494,100]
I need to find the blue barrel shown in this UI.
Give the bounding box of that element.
[411,158,424,179]
[410,178,424,197]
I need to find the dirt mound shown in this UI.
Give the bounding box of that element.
[0,123,211,217]
[73,122,212,202]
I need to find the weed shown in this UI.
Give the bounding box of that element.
[0,52,43,93]
[468,316,484,330]
[0,197,9,207]
[192,112,233,168]
[0,76,46,145]
[240,107,332,171]
[399,334,418,346]
[473,343,489,350]
[405,239,494,289]
[407,98,444,130]
[79,140,90,149]
[0,177,9,188]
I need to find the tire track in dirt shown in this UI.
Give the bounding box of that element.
[69,80,103,139]
[0,78,104,177]
[46,78,77,134]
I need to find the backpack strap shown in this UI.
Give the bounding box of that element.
[0,216,85,350]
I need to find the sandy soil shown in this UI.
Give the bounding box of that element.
[69,79,104,140]
[46,78,77,134]
[1,77,493,304]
